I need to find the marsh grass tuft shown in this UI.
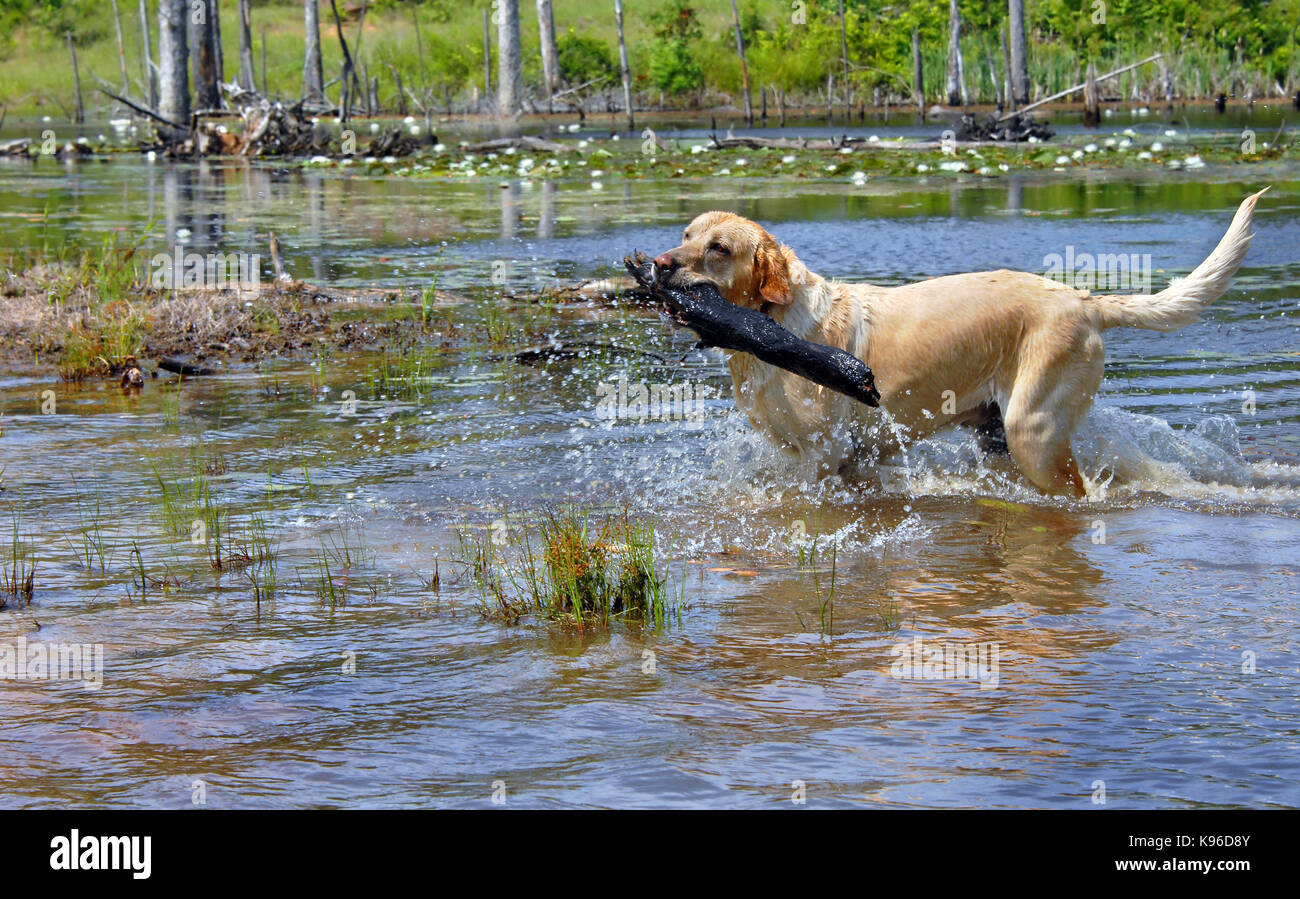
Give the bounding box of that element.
[456,505,673,627]
[1,510,35,609]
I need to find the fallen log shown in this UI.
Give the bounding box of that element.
[623,251,879,407]
[158,357,218,376]
[462,135,570,153]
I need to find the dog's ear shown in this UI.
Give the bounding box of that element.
[754,239,791,306]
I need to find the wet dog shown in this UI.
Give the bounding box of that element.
[651,190,1266,495]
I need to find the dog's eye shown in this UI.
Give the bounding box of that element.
[709,243,730,256]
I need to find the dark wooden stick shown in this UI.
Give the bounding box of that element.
[624,252,880,407]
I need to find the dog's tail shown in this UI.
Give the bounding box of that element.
[1091,188,1267,331]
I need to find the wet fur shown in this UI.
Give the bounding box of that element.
[652,191,1266,496]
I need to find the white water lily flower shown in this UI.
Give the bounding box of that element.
[717,168,731,175]
[505,146,516,155]
[1084,143,1097,153]
[998,163,1010,171]
[916,163,929,172]
[1104,138,1116,147]
[578,140,589,149]
[1123,128,1137,137]
[1150,141,1163,152]
[309,155,331,164]
[590,169,603,177]
[825,163,838,172]
[939,160,965,171]
[590,181,603,189]
[736,158,747,166]
[568,123,581,132]
[868,134,880,141]
[383,155,397,163]
[1119,138,1131,149]
[1164,129,1177,137]
[691,144,705,154]
[977,166,992,175]
[1136,107,1150,115]
[1184,155,1205,169]
[781,154,796,163]
[1167,159,1182,169]
[408,125,420,135]
[403,116,416,125]
[146,150,157,162]
[1055,155,1070,164]
[1137,150,1152,159]
[433,143,446,152]
[839,146,853,154]
[1027,135,1039,143]
[370,122,380,133]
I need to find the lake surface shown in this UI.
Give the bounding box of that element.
[1,149,1298,808]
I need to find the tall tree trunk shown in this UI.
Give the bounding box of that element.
[482,8,492,100]
[1000,25,1014,111]
[946,0,966,106]
[536,0,560,111]
[65,32,85,123]
[190,1,221,108]
[497,0,522,116]
[729,0,752,125]
[110,0,130,96]
[237,0,255,91]
[839,0,850,120]
[1008,0,1029,105]
[211,0,224,87]
[614,0,634,130]
[302,0,325,104]
[138,0,159,110]
[912,28,924,119]
[157,0,190,129]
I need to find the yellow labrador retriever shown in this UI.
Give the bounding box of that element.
[652,190,1266,496]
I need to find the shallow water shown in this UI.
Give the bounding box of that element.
[1,156,1298,808]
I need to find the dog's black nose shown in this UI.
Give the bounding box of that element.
[654,252,678,272]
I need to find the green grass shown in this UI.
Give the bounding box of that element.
[0,507,36,610]
[456,505,674,627]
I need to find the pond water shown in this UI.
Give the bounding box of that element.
[0,152,1298,807]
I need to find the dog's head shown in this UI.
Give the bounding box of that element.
[654,212,792,311]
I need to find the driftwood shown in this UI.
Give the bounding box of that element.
[158,357,217,376]
[996,53,1163,121]
[623,251,880,407]
[462,135,570,153]
[954,111,1053,142]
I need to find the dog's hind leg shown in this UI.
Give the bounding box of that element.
[1000,335,1103,498]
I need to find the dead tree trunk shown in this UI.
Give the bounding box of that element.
[302,0,326,105]
[1083,61,1100,126]
[614,0,634,130]
[537,0,560,112]
[481,8,492,103]
[1008,0,1029,105]
[190,4,221,111]
[946,0,967,107]
[110,0,130,97]
[138,0,159,110]
[839,0,850,120]
[1001,26,1014,110]
[237,0,256,91]
[66,32,85,123]
[211,0,224,87]
[729,0,752,125]
[157,0,190,130]
[497,0,522,117]
[912,29,924,119]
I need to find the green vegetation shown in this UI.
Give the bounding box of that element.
[455,505,675,627]
[2,1,1296,119]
